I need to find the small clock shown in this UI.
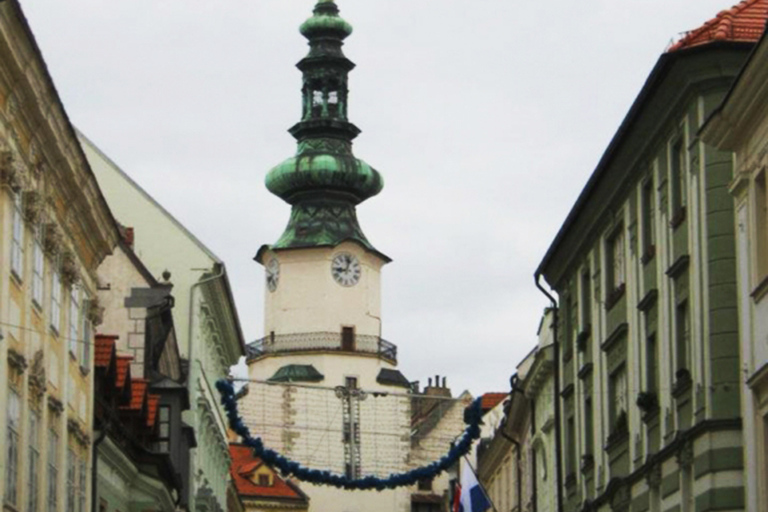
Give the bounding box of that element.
[331,253,361,287]
[266,258,280,292]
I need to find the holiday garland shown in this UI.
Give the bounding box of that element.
[217,379,484,491]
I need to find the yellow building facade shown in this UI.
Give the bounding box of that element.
[0,2,118,512]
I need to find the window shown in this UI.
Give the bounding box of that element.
[675,301,690,373]
[67,449,76,512]
[28,410,40,512]
[47,431,58,512]
[78,460,86,512]
[341,327,355,352]
[33,225,44,307]
[609,365,628,427]
[670,139,686,222]
[69,287,80,358]
[5,388,21,506]
[258,474,270,487]
[580,268,591,330]
[647,332,658,393]
[51,265,61,333]
[418,477,433,491]
[606,226,626,299]
[11,191,24,279]
[156,406,171,452]
[81,298,92,369]
[345,376,357,389]
[565,414,576,475]
[756,171,768,280]
[584,396,594,456]
[641,178,656,260]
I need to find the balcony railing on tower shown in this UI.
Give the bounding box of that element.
[246,332,397,364]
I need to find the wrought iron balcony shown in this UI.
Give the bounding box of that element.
[246,332,397,364]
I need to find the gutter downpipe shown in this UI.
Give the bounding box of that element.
[535,273,563,512]
[501,374,526,512]
[186,263,226,510]
[91,426,108,512]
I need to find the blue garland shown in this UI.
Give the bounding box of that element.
[217,379,484,491]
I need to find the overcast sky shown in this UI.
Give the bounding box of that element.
[22,0,737,396]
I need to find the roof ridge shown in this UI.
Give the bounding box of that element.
[668,0,768,52]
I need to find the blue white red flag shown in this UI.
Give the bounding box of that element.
[457,458,491,512]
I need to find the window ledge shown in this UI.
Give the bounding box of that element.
[605,283,626,311]
[641,244,656,266]
[670,206,687,229]
[9,270,22,288]
[751,274,768,304]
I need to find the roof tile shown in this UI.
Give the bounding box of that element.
[481,392,508,411]
[115,355,133,389]
[94,335,116,369]
[147,395,161,427]
[668,0,768,52]
[229,444,309,501]
[121,379,148,412]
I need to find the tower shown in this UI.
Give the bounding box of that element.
[251,0,398,387]
[245,4,414,511]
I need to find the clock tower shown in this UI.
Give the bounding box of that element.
[250,0,402,392]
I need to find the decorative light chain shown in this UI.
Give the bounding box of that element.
[217,379,483,491]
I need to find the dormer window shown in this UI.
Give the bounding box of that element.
[258,474,270,487]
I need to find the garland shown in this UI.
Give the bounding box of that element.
[217,379,484,491]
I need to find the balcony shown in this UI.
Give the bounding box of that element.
[246,332,397,364]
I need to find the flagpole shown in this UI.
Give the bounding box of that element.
[462,456,498,512]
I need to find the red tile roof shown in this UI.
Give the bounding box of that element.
[115,355,133,389]
[94,335,117,369]
[668,0,768,52]
[229,444,309,502]
[122,379,148,412]
[481,392,508,412]
[147,395,161,427]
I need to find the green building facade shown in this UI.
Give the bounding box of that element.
[536,36,755,512]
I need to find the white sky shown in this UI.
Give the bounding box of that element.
[22,0,738,396]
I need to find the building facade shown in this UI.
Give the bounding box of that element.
[79,133,246,512]
[701,21,768,512]
[0,3,120,512]
[535,3,768,511]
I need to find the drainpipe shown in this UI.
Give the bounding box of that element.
[186,263,226,510]
[501,374,525,512]
[91,425,108,512]
[535,273,563,512]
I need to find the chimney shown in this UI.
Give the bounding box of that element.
[124,227,134,248]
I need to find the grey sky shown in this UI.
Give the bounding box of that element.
[23,0,735,396]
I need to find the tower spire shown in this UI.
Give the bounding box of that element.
[263,0,387,259]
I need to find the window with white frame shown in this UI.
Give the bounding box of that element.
[606,225,626,298]
[69,287,79,358]
[51,264,61,333]
[67,449,76,512]
[33,224,44,307]
[11,191,24,278]
[28,409,40,512]
[5,387,21,506]
[47,430,58,512]
[609,364,628,427]
[81,297,91,370]
[77,459,86,512]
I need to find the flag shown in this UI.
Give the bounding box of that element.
[457,458,491,512]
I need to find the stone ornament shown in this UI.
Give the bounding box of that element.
[60,251,80,286]
[676,440,694,468]
[87,297,104,326]
[8,348,28,374]
[28,350,46,399]
[47,395,64,415]
[43,222,63,257]
[23,189,43,225]
[646,463,662,488]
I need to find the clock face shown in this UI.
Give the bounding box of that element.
[331,253,361,287]
[266,258,280,292]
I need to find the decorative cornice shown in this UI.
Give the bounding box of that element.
[8,347,28,373]
[47,395,64,415]
[23,189,44,225]
[637,288,658,312]
[601,323,629,352]
[43,222,63,257]
[60,251,80,286]
[666,254,690,278]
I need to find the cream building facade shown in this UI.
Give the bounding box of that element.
[701,27,768,512]
[79,134,245,512]
[0,2,119,512]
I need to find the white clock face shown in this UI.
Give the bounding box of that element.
[266,258,279,292]
[331,253,361,287]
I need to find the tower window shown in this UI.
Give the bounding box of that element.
[328,91,338,104]
[341,327,355,352]
[312,90,324,106]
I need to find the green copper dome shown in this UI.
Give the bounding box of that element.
[259,0,388,259]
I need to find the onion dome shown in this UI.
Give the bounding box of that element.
[260,0,388,259]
